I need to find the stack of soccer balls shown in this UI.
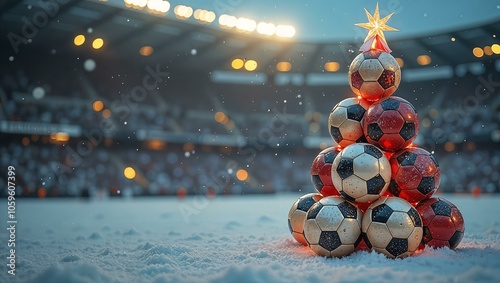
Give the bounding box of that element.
[288,8,465,259]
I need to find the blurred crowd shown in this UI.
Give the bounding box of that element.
[0,141,311,198]
[1,65,499,198]
[1,140,498,198]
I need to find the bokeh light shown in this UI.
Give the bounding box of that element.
[93,100,104,111]
[244,60,257,71]
[483,46,493,56]
[32,87,45,99]
[139,46,154,56]
[276,62,292,72]
[444,142,456,152]
[102,109,112,118]
[214,111,228,123]
[84,59,96,72]
[395,58,404,68]
[236,169,248,181]
[324,62,340,72]
[92,38,104,49]
[37,188,47,198]
[124,167,136,179]
[492,44,500,54]
[74,34,85,46]
[231,58,244,70]
[417,55,431,65]
[472,47,484,58]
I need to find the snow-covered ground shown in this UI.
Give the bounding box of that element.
[1,194,499,283]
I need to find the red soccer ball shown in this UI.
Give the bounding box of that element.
[389,147,441,203]
[310,147,341,196]
[416,197,465,250]
[363,96,419,152]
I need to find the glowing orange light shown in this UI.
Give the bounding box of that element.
[93,100,104,111]
[276,62,292,72]
[177,187,187,198]
[214,111,228,123]
[102,109,112,118]
[51,132,70,142]
[444,142,455,152]
[146,139,166,150]
[324,62,340,72]
[417,55,431,65]
[139,46,154,56]
[472,47,484,58]
[38,188,47,198]
[483,46,493,56]
[236,169,248,181]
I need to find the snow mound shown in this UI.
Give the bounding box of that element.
[29,264,120,283]
[2,195,499,283]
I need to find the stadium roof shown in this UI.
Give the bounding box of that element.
[2,0,499,75]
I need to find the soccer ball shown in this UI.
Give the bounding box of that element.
[389,147,441,203]
[288,193,324,245]
[363,96,419,152]
[310,147,341,196]
[362,197,423,258]
[348,50,401,102]
[328,98,370,148]
[303,196,362,257]
[416,197,465,250]
[331,143,391,203]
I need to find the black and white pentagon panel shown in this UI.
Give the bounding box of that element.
[328,98,370,148]
[362,197,423,258]
[288,193,323,245]
[303,196,362,257]
[331,143,391,203]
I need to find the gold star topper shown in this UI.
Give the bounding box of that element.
[355,3,398,43]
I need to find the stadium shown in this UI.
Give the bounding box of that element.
[1,0,500,282]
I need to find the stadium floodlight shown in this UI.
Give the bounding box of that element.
[276,25,295,38]
[257,22,276,36]
[194,9,216,24]
[219,14,237,29]
[174,5,193,20]
[236,17,256,33]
